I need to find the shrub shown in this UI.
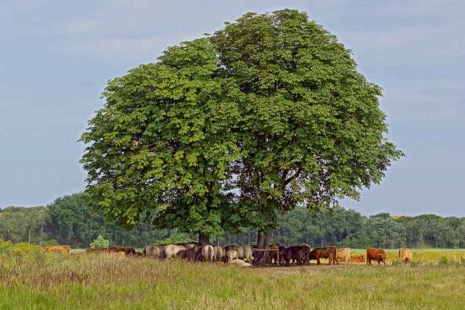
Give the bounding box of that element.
[12,243,42,255]
[90,235,111,249]
[0,239,13,253]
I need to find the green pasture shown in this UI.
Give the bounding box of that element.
[1,249,465,309]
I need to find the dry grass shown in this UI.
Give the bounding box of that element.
[1,250,465,309]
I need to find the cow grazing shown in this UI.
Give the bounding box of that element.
[163,245,186,259]
[45,245,71,254]
[225,250,239,263]
[399,248,412,264]
[366,247,387,266]
[336,247,351,263]
[309,246,338,265]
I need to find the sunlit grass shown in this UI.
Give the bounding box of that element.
[1,250,465,309]
[349,248,465,266]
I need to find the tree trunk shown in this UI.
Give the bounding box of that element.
[253,230,272,266]
[198,233,210,245]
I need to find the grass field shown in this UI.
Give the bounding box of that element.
[1,249,465,309]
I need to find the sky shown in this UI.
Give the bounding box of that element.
[1,0,464,217]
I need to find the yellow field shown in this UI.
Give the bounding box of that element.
[349,248,465,265]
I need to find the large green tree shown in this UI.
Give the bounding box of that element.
[80,9,403,246]
[211,10,403,249]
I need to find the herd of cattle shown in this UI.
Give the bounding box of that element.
[45,243,414,267]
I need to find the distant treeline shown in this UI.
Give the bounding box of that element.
[1,193,464,249]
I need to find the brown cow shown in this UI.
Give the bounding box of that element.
[143,245,164,258]
[267,244,283,265]
[85,246,138,256]
[283,246,311,266]
[399,248,412,264]
[309,246,338,265]
[176,247,197,261]
[45,245,71,254]
[349,255,366,263]
[366,247,387,266]
[336,247,351,263]
[113,246,137,255]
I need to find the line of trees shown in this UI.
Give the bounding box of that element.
[1,192,464,249]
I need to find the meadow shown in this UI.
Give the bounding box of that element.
[1,248,465,309]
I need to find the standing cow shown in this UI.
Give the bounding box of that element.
[200,244,214,263]
[336,247,351,263]
[399,248,412,264]
[164,245,186,259]
[45,245,71,254]
[213,246,224,262]
[238,245,254,263]
[143,245,165,259]
[309,246,338,265]
[283,246,311,266]
[176,247,198,261]
[366,247,387,266]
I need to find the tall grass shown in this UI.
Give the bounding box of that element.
[1,251,465,309]
[350,248,465,266]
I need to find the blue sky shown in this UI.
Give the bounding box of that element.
[1,1,464,216]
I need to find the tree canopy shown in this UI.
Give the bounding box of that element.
[80,9,403,243]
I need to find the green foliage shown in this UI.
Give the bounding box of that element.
[46,193,108,248]
[2,199,465,249]
[90,235,111,249]
[0,239,13,254]
[80,9,402,238]
[11,242,42,255]
[0,206,48,243]
[154,230,193,245]
[210,10,404,232]
[43,239,59,246]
